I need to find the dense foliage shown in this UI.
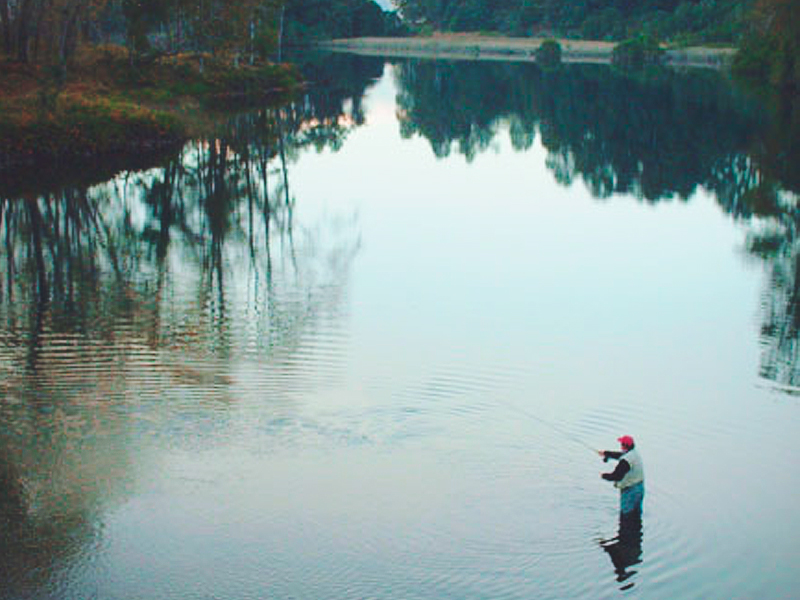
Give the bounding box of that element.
[0,0,393,167]
[393,59,778,201]
[0,0,396,65]
[394,0,753,44]
[611,35,665,68]
[534,38,561,67]
[733,0,800,88]
[284,0,405,44]
[0,0,109,63]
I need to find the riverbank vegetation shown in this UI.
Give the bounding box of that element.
[392,0,797,89]
[0,45,299,171]
[611,36,666,69]
[393,0,752,45]
[0,0,397,171]
[534,39,561,68]
[732,0,799,89]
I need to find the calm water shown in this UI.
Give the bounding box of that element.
[1,55,799,600]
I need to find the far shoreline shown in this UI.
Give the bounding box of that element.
[319,34,736,68]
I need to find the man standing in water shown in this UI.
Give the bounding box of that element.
[599,435,644,514]
[598,436,645,587]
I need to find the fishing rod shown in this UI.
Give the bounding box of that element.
[505,400,666,500]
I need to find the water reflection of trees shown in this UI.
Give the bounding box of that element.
[0,58,378,594]
[394,59,799,390]
[395,60,769,203]
[1,55,378,358]
[746,94,800,388]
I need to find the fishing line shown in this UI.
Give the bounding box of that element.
[505,400,669,499]
[505,401,598,454]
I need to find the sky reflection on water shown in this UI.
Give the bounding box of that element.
[1,56,799,600]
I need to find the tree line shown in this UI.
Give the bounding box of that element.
[2,0,795,88]
[392,0,799,88]
[0,0,400,65]
[394,0,752,44]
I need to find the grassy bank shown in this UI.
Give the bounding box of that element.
[0,46,300,173]
[320,34,736,68]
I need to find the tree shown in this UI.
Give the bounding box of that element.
[0,0,110,64]
[282,0,389,43]
[393,0,750,42]
[748,0,800,86]
[122,0,169,58]
[1,0,12,54]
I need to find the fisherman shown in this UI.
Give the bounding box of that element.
[599,435,644,514]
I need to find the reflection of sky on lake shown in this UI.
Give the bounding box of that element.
[293,65,761,403]
[2,60,800,600]
[277,67,800,600]
[274,67,800,599]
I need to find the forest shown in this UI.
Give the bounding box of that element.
[0,0,797,85]
[392,0,798,87]
[395,0,751,44]
[0,0,400,170]
[0,0,401,66]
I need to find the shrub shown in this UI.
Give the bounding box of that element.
[536,39,562,68]
[0,95,185,170]
[612,36,665,69]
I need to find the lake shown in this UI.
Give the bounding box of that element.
[1,53,799,600]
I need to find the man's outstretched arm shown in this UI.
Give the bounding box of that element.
[602,459,630,482]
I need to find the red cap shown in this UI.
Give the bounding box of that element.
[618,435,635,448]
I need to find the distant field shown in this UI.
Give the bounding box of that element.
[321,34,736,67]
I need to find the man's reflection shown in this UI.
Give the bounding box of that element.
[600,508,643,590]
